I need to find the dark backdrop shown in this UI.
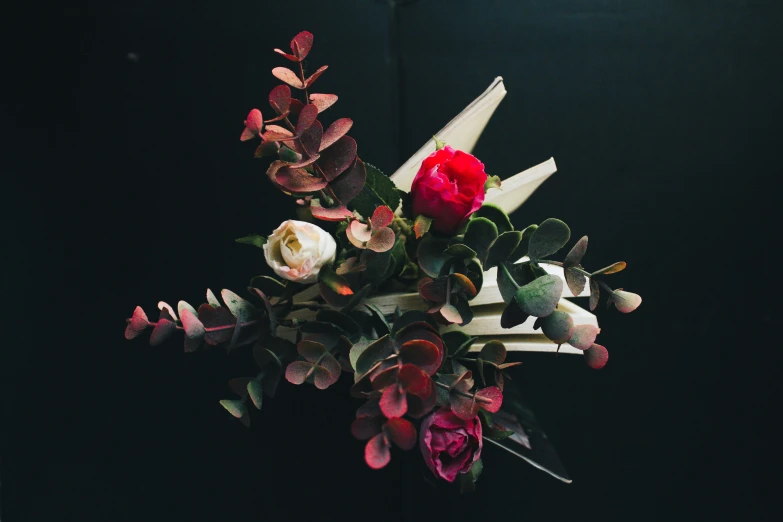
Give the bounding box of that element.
[3,1,782,521]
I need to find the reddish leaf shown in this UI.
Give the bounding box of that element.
[304,65,328,87]
[313,361,340,390]
[275,167,328,193]
[310,93,338,112]
[179,308,205,340]
[585,343,609,369]
[197,304,236,345]
[125,306,149,339]
[568,324,600,350]
[356,398,382,419]
[320,352,342,382]
[475,386,503,413]
[310,201,353,221]
[317,136,357,181]
[285,360,314,385]
[450,394,480,421]
[439,303,463,325]
[262,125,295,142]
[385,418,417,450]
[273,48,298,61]
[298,340,327,363]
[295,103,319,135]
[183,336,202,353]
[380,384,407,418]
[319,266,354,296]
[240,108,263,141]
[149,318,176,346]
[398,364,433,399]
[299,120,323,155]
[320,118,353,151]
[366,227,395,253]
[371,366,400,391]
[406,384,438,418]
[351,417,382,440]
[399,340,441,376]
[418,277,448,304]
[347,220,372,248]
[272,67,304,89]
[268,85,292,114]
[290,31,314,60]
[413,215,433,239]
[365,433,391,469]
[329,159,366,204]
[451,273,477,298]
[282,154,320,169]
[370,205,394,229]
[565,266,587,297]
[564,235,588,268]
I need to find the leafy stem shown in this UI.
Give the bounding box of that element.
[433,376,493,405]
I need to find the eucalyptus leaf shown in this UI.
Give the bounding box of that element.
[540,310,575,344]
[249,275,288,298]
[417,235,450,278]
[564,267,587,297]
[348,163,401,218]
[442,331,477,358]
[564,236,588,268]
[515,274,563,317]
[500,299,529,329]
[485,231,523,269]
[509,224,538,262]
[528,218,570,260]
[463,217,498,268]
[246,380,263,410]
[589,279,600,311]
[235,234,267,249]
[444,244,477,259]
[471,204,512,234]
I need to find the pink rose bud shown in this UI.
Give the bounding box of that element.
[410,146,488,234]
[419,407,483,482]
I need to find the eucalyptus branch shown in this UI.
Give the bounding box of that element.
[433,377,493,405]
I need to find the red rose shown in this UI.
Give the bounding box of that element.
[419,407,483,482]
[411,146,487,234]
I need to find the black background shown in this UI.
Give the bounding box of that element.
[3,1,782,520]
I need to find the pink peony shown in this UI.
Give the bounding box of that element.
[419,407,482,482]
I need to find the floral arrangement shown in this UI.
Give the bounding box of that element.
[124,31,641,490]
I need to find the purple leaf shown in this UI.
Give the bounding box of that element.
[304,65,328,88]
[329,159,366,204]
[320,118,353,151]
[240,109,263,141]
[268,85,292,114]
[149,318,176,346]
[298,120,323,155]
[316,136,357,181]
[295,103,319,135]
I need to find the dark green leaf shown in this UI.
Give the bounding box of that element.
[508,224,537,262]
[540,310,575,344]
[391,310,439,337]
[444,244,477,259]
[318,266,354,296]
[365,304,391,337]
[471,204,512,234]
[235,235,266,248]
[463,217,498,268]
[515,274,563,317]
[500,299,529,329]
[485,231,523,269]
[497,263,520,304]
[355,335,393,376]
[341,283,373,312]
[442,331,477,358]
[219,399,247,419]
[528,218,571,260]
[247,380,263,410]
[316,309,361,340]
[459,458,484,493]
[348,162,401,218]
[417,235,450,278]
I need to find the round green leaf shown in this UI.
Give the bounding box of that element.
[540,310,575,344]
[528,218,571,260]
[485,231,523,269]
[515,274,563,317]
[463,217,498,268]
[471,204,513,234]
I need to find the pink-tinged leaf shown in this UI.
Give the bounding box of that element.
[370,366,400,391]
[451,273,477,298]
[568,324,600,350]
[585,343,609,369]
[399,340,441,376]
[285,360,314,385]
[198,304,236,345]
[264,111,289,123]
[262,125,295,142]
[347,220,372,248]
[611,290,642,313]
[564,235,588,268]
[370,205,394,229]
[318,266,354,296]
[366,227,395,253]
[288,98,304,119]
[310,201,353,221]
[380,384,407,418]
[272,67,304,89]
[365,433,391,469]
[313,364,339,390]
[385,418,417,450]
[125,306,149,339]
[316,136,357,181]
[273,48,298,61]
[310,93,338,112]
[320,352,342,380]
[439,303,463,325]
[450,394,480,421]
[304,65,328,87]
[418,277,448,305]
[219,399,246,419]
[298,340,327,363]
[240,108,263,141]
[283,154,320,169]
[351,417,382,440]
[157,301,177,321]
[299,120,323,155]
[329,158,366,204]
[336,256,366,275]
[149,318,176,346]
[179,308,205,340]
[398,364,433,399]
[295,103,319,135]
[290,30,314,60]
[276,167,328,193]
[476,386,503,413]
[413,215,433,239]
[269,85,292,114]
[320,118,353,151]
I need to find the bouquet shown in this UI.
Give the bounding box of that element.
[124,31,641,490]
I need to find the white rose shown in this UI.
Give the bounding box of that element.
[263,220,337,283]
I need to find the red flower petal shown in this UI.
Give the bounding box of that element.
[364,433,391,469]
[380,384,407,418]
[385,418,417,450]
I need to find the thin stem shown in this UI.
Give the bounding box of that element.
[537,260,592,278]
[290,301,331,311]
[433,379,492,405]
[142,319,259,333]
[298,61,310,102]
